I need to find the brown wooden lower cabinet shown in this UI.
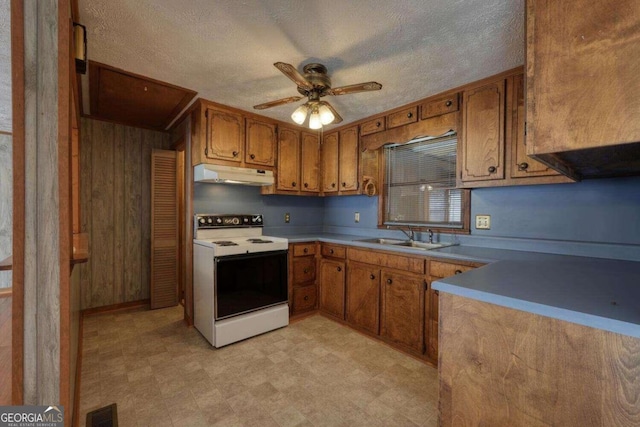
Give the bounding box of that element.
[319,258,345,319]
[289,242,318,316]
[380,270,425,354]
[439,293,640,426]
[346,262,380,335]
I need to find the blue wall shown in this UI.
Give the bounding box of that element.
[194,177,640,259]
[193,183,325,235]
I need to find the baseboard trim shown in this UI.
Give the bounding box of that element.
[82,299,150,317]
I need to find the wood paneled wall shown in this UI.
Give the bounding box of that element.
[79,118,171,309]
[0,133,11,289]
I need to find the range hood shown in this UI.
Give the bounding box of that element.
[194,164,274,186]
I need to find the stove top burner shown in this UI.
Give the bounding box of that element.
[212,241,239,246]
[247,238,273,244]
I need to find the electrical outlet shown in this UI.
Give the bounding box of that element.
[475,215,491,229]
[284,213,290,223]
[354,212,360,223]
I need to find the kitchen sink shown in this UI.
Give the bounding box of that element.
[355,238,456,251]
[355,238,407,245]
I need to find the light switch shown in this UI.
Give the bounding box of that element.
[355,212,360,223]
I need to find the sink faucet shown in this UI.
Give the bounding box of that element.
[427,229,434,244]
[401,226,415,241]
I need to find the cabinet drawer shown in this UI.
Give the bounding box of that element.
[420,94,459,120]
[360,116,386,136]
[387,106,418,129]
[321,244,346,259]
[429,260,475,278]
[348,248,425,275]
[292,243,316,257]
[293,256,316,283]
[293,285,317,312]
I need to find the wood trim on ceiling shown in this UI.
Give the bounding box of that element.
[87,61,197,131]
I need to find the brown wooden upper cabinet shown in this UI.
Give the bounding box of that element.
[206,106,245,163]
[360,115,386,136]
[321,131,340,193]
[338,126,359,193]
[276,126,300,192]
[387,106,418,129]
[420,94,459,120]
[461,79,506,183]
[459,72,572,188]
[245,118,276,167]
[301,131,320,192]
[525,0,640,179]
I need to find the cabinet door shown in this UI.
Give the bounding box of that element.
[509,74,559,178]
[245,118,276,167]
[339,126,359,191]
[427,287,439,360]
[319,259,345,319]
[380,271,424,352]
[292,256,316,285]
[461,80,505,182]
[322,131,339,193]
[206,108,244,162]
[301,131,320,192]
[293,284,317,313]
[277,127,300,191]
[346,263,380,335]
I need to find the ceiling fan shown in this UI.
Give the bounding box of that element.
[253,62,382,129]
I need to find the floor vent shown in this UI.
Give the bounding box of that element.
[86,403,118,427]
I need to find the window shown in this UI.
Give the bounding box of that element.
[383,133,467,230]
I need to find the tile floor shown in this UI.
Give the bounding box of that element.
[79,306,439,426]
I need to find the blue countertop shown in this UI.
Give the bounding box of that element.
[278,233,640,338]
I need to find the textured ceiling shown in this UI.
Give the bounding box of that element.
[80,0,524,129]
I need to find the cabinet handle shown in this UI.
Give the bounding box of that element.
[331,183,336,188]
[329,249,334,254]
[370,274,376,280]
[488,166,497,173]
[342,182,346,187]
[434,290,439,296]
[304,183,308,188]
[454,269,462,275]
[376,121,381,128]
[518,162,529,171]
[445,100,453,107]
[250,153,255,160]
[337,266,342,272]
[232,151,238,157]
[292,181,297,187]
[304,295,309,301]
[303,248,308,254]
[407,112,413,118]
[386,278,393,284]
[304,268,309,274]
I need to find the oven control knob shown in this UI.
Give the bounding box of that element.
[253,216,262,223]
[199,218,205,224]
[232,217,240,225]
[206,218,213,224]
[216,218,223,224]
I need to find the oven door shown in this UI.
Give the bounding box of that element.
[214,250,288,320]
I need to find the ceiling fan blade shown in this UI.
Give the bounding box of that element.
[253,96,303,110]
[274,62,313,90]
[321,101,343,124]
[327,81,382,96]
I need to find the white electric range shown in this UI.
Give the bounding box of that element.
[193,214,289,348]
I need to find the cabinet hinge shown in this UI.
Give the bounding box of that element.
[423,342,427,354]
[423,280,428,291]
[524,121,527,137]
[204,147,208,156]
[205,109,208,118]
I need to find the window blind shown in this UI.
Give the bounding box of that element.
[384,134,463,228]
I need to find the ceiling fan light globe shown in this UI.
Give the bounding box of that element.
[318,105,335,125]
[291,105,308,125]
[308,110,322,129]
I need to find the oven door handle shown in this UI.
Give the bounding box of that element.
[215,249,288,263]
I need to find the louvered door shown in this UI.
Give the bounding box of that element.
[151,149,179,309]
